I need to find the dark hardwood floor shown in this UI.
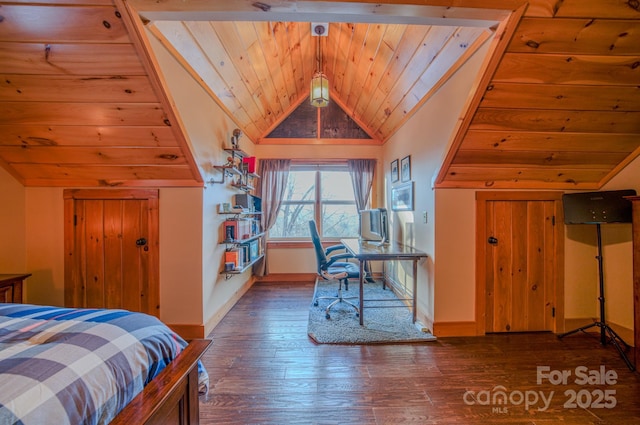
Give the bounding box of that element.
[199,281,640,424]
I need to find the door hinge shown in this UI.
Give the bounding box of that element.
[552,307,556,317]
[74,215,77,226]
[552,215,556,226]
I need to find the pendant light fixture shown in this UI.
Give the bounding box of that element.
[310,23,329,108]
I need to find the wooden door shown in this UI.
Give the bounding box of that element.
[64,189,159,317]
[476,192,564,334]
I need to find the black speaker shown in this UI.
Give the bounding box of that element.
[562,189,636,224]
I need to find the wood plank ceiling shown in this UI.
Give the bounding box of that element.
[149,20,491,144]
[0,0,202,187]
[0,0,638,189]
[439,1,640,189]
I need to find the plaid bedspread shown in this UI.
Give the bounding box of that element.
[0,303,208,425]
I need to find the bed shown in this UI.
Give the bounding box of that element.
[0,303,211,425]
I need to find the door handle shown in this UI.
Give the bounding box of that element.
[488,236,498,245]
[136,238,147,246]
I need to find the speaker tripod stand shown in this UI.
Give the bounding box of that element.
[558,223,635,371]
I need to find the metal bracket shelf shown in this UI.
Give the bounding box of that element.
[208,148,259,189]
[221,254,264,280]
[220,232,265,246]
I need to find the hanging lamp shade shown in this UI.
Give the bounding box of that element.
[310,23,329,108]
[310,71,329,107]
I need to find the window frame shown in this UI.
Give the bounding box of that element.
[268,161,361,243]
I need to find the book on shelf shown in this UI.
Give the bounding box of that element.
[239,242,250,264]
[225,249,240,269]
[249,239,259,260]
[242,156,256,174]
[223,219,253,241]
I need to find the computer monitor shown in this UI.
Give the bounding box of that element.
[359,208,388,245]
[234,194,262,212]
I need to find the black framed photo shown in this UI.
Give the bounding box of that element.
[391,182,414,211]
[401,155,411,182]
[390,159,399,183]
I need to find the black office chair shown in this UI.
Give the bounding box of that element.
[309,220,360,319]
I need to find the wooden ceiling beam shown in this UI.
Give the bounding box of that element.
[131,0,512,27]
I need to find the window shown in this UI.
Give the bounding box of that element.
[269,164,360,239]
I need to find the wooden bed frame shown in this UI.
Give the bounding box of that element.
[110,339,212,425]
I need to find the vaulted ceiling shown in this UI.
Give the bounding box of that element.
[149,20,491,144]
[0,0,639,189]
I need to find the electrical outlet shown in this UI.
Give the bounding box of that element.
[422,211,428,223]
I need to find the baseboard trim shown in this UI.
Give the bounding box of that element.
[563,317,634,347]
[256,273,316,283]
[432,321,478,337]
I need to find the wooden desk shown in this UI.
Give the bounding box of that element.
[0,273,32,303]
[341,238,428,326]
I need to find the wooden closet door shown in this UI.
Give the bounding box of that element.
[476,192,564,335]
[64,189,159,317]
[485,200,556,332]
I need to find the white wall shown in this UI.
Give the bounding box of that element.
[384,37,493,326]
[147,28,257,332]
[563,224,600,319]
[159,188,203,325]
[596,161,639,329]
[561,160,640,330]
[24,188,65,306]
[433,188,477,322]
[0,167,26,274]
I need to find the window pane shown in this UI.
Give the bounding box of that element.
[321,171,355,201]
[270,204,315,238]
[286,171,315,201]
[269,166,362,240]
[322,204,359,237]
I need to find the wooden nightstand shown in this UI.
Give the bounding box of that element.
[0,274,31,303]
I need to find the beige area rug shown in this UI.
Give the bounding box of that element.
[307,278,437,344]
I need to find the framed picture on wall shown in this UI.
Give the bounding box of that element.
[390,159,399,183]
[401,155,411,182]
[391,182,414,211]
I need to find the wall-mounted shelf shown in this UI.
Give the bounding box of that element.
[209,148,259,191]
[220,211,264,279]
[221,231,264,246]
[214,142,263,279]
[221,232,265,280]
[221,254,264,279]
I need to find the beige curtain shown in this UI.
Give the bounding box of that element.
[348,159,376,211]
[254,159,291,276]
[348,159,377,280]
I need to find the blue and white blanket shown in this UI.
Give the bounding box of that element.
[0,303,208,425]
